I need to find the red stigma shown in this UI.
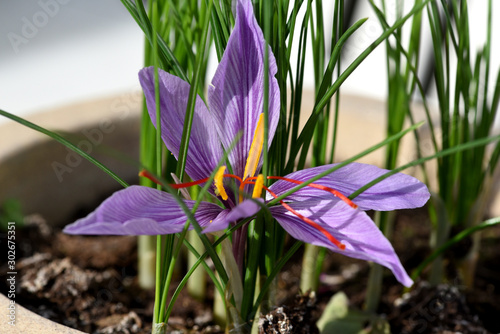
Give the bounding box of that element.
[245,176,358,209]
[139,170,163,186]
[140,170,348,250]
[263,185,346,250]
[139,170,244,190]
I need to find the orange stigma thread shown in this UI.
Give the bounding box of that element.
[140,169,346,250]
[139,169,243,192]
[262,185,346,250]
[138,170,164,186]
[245,176,358,209]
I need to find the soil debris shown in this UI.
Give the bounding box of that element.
[389,282,491,334]
[96,311,143,334]
[258,292,319,334]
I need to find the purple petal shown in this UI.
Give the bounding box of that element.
[203,198,263,233]
[207,0,280,178]
[63,185,224,235]
[139,67,223,181]
[268,163,430,211]
[270,199,413,287]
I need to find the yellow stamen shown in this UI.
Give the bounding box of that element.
[252,174,264,198]
[214,166,228,200]
[243,113,265,180]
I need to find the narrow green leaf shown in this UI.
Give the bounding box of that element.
[349,134,500,200]
[0,109,128,188]
[287,0,431,172]
[270,122,424,206]
[411,216,500,281]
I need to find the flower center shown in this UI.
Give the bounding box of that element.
[138,113,355,250]
[139,169,352,250]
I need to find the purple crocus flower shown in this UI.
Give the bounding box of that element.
[64,0,429,287]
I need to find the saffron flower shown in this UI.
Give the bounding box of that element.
[64,0,429,287]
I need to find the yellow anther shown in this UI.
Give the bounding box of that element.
[243,113,265,180]
[214,166,228,200]
[252,174,264,198]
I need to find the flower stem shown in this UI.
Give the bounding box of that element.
[152,322,167,334]
[428,195,450,285]
[300,243,320,292]
[138,235,156,289]
[186,230,206,301]
[364,210,393,312]
[233,225,248,278]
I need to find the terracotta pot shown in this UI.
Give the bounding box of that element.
[1,92,141,333]
[0,293,86,334]
[0,92,142,226]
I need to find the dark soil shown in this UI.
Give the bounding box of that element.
[1,208,499,334]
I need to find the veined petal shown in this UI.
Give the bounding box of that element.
[270,199,413,287]
[208,0,280,178]
[139,67,224,181]
[202,198,263,233]
[268,163,430,211]
[63,186,224,235]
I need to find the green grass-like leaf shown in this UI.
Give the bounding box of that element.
[0,109,128,188]
[411,216,500,281]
